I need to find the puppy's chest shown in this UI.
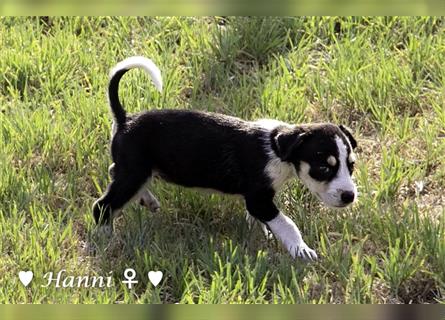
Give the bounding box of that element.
[265,157,296,191]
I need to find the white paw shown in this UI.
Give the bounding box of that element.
[267,212,317,261]
[291,242,318,261]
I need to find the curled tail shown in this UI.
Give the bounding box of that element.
[108,56,163,128]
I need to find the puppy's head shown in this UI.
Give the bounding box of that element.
[274,123,358,208]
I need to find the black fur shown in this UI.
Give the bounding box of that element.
[273,123,357,182]
[93,108,280,224]
[108,69,127,129]
[271,126,308,161]
[339,124,357,149]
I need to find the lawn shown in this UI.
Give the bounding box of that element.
[0,16,444,303]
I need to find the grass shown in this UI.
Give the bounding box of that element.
[0,16,444,304]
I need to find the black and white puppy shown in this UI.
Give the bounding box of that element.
[93,56,358,261]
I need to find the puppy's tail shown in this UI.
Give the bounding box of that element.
[108,56,163,128]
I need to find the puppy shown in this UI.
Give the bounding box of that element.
[93,56,358,260]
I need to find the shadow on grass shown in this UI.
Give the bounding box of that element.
[85,186,311,302]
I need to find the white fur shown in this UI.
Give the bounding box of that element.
[265,158,297,192]
[110,56,163,92]
[297,135,357,207]
[254,118,289,130]
[267,212,317,260]
[254,119,297,191]
[328,136,357,197]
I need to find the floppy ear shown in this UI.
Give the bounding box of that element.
[339,125,357,149]
[274,129,309,161]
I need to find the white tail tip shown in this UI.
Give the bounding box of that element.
[110,56,163,92]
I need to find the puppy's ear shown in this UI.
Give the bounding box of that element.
[339,125,357,149]
[274,129,310,161]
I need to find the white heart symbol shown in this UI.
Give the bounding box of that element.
[19,271,33,287]
[148,271,163,287]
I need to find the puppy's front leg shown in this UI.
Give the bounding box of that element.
[267,212,317,261]
[245,191,317,261]
[245,211,273,239]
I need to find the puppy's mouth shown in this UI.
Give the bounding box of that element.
[332,203,349,208]
[314,192,323,202]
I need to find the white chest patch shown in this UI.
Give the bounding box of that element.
[265,157,296,191]
[330,136,355,193]
[254,118,297,192]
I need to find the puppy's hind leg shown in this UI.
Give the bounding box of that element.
[93,167,151,226]
[139,189,161,213]
[108,163,160,213]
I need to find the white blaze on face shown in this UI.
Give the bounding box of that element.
[297,135,357,207]
[326,136,357,203]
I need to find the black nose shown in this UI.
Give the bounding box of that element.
[341,191,355,204]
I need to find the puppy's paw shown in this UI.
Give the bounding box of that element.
[140,194,161,213]
[266,212,317,261]
[261,224,274,240]
[293,242,318,261]
[92,199,113,225]
[96,224,113,237]
[147,198,161,213]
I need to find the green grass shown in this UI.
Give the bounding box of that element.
[1,16,444,304]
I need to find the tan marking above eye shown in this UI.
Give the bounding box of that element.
[348,152,356,164]
[327,155,337,166]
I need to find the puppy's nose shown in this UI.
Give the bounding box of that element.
[341,191,355,204]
